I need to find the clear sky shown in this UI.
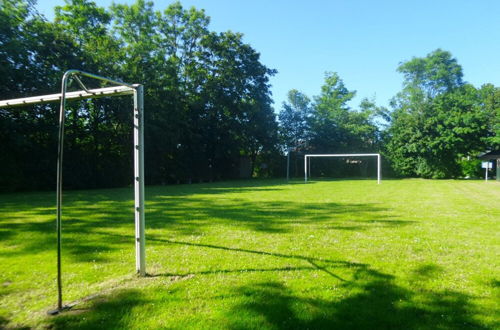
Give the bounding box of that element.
[36,0,500,111]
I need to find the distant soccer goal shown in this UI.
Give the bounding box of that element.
[304,153,381,184]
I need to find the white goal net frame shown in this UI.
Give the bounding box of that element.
[304,153,381,184]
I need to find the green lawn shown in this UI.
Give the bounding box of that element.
[1,179,499,329]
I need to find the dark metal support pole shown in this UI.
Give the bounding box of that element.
[497,159,500,181]
[307,158,312,179]
[55,71,72,312]
[286,149,290,181]
[304,155,307,182]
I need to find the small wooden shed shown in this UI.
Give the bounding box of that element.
[478,150,500,181]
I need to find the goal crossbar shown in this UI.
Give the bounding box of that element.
[0,70,145,313]
[304,153,381,184]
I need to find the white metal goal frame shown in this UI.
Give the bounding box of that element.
[304,153,381,184]
[0,70,146,313]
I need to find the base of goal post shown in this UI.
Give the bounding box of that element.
[47,305,72,315]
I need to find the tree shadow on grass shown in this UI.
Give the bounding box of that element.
[144,196,413,235]
[0,217,124,263]
[145,239,486,328]
[0,182,414,262]
[40,257,488,330]
[0,316,8,329]
[48,289,144,330]
[324,219,415,231]
[0,315,30,329]
[0,181,492,328]
[226,268,488,329]
[146,178,307,195]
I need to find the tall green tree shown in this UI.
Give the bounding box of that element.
[309,72,378,153]
[386,49,490,178]
[277,72,380,178]
[0,0,68,190]
[397,48,463,99]
[479,84,500,149]
[278,89,312,151]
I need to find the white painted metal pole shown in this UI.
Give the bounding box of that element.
[134,85,146,276]
[485,167,488,182]
[377,154,381,184]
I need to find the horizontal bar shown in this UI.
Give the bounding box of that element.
[305,154,380,157]
[0,85,135,108]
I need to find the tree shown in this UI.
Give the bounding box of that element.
[278,89,312,150]
[479,84,500,149]
[386,49,490,178]
[396,48,464,99]
[281,72,380,178]
[309,72,378,153]
[0,0,279,190]
[0,0,68,190]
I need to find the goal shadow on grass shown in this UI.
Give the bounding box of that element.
[146,237,368,282]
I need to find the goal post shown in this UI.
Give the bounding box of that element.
[0,69,146,312]
[304,153,381,184]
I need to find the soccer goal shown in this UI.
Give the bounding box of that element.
[304,153,381,184]
[0,70,146,312]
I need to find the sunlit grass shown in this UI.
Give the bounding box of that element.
[1,179,499,329]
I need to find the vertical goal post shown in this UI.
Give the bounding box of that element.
[0,70,146,313]
[304,153,381,184]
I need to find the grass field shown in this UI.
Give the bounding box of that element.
[0,179,499,329]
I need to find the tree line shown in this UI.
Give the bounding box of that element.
[280,49,499,179]
[1,0,277,191]
[1,0,498,191]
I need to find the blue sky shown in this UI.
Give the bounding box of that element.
[36,0,500,111]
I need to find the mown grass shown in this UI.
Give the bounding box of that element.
[0,179,499,329]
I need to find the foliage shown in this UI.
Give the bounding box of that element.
[0,0,278,190]
[385,50,494,178]
[479,83,500,148]
[1,0,499,189]
[278,89,312,150]
[278,72,381,178]
[459,158,482,178]
[396,48,464,99]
